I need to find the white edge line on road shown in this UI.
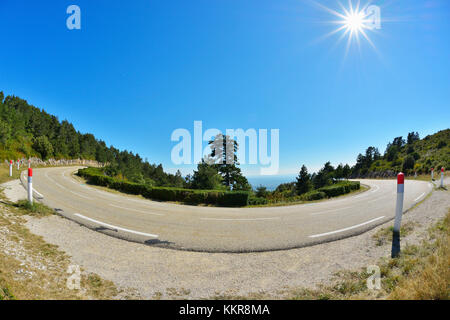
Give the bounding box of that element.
[310,206,352,216]
[73,213,158,238]
[414,192,426,202]
[200,217,280,221]
[309,216,385,238]
[21,172,45,198]
[109,204,165,216]
[69,190,93,200]
[45,171,94,200]
[367,196,386,204]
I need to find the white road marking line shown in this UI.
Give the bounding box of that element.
[33,188,45,198]
[352,184,379,199]
[45,171,94,200]
[414,192,426,202]
[309,216,385,238]
[70,190,93,200]
[367,197,386,204]
[109,204,164,216]
[73,213,158,238]
[200,217,280,221]
[310,206,351,216]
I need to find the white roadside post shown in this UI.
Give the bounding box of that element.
[414,171,417,179]
[17,159,20,170]
[441,167,445,188]
[9,160,13,177]
[431,168,434,180]
[391,172,404,258]
[27,168,33,205]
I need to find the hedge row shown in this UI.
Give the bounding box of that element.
[299,190,327,201]
[248,196,268,206]
[317,181,360,198]
[78,167,249,207]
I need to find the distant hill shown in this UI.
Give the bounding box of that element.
[350,129,450,178]
[0,91,184,187]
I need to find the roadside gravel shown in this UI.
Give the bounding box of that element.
[23,180,449,299]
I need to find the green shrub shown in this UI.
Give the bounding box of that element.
[300,191,326,201]
[318,181,360,198]
[77,168,249,207]
[248,196,268,206]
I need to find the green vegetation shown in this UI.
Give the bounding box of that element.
[351,129,449,177]
[184,134,251,191]
[78,167,249,207]
[250,161,361,205]
[15,200,54,218]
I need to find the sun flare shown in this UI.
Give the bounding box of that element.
[315,0,381,55]
[344,11,365,33]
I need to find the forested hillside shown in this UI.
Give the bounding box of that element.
[351,129,450,177]
[0,91,184,187]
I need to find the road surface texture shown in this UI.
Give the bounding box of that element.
[21,166,432,252]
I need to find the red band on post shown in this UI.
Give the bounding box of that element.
[397,172,404,185]
[28,168,33,177]
[10,160,13,164]
[442,168,445,173]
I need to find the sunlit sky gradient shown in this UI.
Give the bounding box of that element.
[0,0,449,176]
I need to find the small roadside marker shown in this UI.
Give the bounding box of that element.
[431,167,434,180]
[9,160,13,177]
[28,168,33,205]
[441,167,445,188]
[391,172,404,258]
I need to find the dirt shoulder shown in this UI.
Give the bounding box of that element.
[0,190,139,300]
[20,180,449,299]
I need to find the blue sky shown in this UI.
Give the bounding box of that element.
[0,0,449,176]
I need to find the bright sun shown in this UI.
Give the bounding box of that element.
[344,11,365,33]
[315,0,380,55]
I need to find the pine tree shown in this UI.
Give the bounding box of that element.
[296,165,312,195]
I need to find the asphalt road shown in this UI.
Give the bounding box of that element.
[21,166,433,252]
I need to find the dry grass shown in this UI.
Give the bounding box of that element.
[372,221,419,246]
[0,163,22,184]
[388,213,450,299]
[0,197,121,300]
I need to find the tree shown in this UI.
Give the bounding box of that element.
[0,119,11,147]
[208,134,250,190]
[335,164,344,179]
[407,132,420,144]
[342,164,351,179]
[255,185,268,198]
[33,136,54,160]
[296,165,312,195]
[402,155,415,173]
[191,159,224,190]
[313,162,335,189]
